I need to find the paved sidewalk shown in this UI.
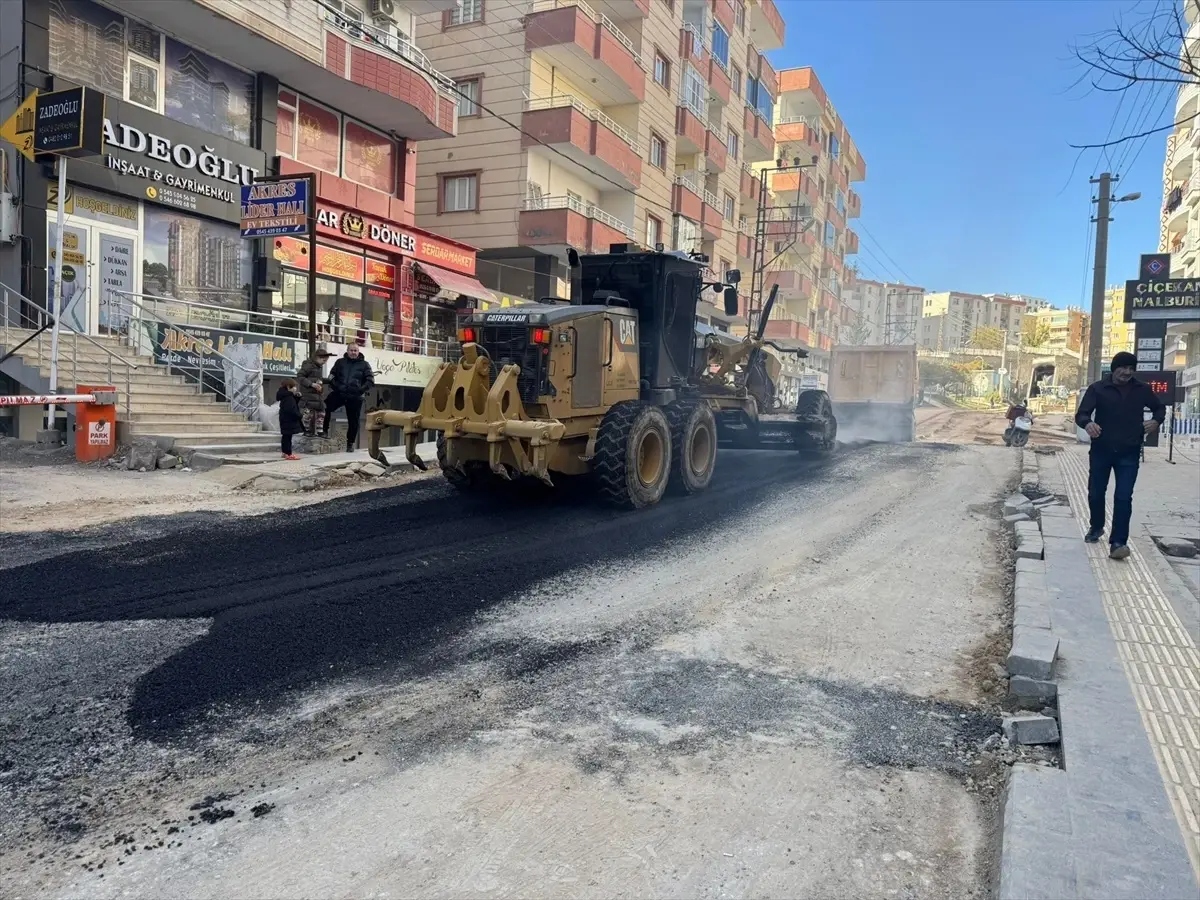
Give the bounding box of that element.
[1057,445,1200,881]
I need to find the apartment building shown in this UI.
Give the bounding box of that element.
[840,278,924,345]
[753,66,866,378]
[919,291,993,350]
[980,294,1028,335]
[412,0,785,305]
[1100,286,1135,361]
[1023,306,1087,355]
[0,0,488,354]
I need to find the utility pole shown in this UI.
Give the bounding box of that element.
[1087,172,1114,385]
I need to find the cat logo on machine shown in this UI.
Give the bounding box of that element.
[616,317,637,349]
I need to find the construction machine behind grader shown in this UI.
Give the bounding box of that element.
[365,246,836,509]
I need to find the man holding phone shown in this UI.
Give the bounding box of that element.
[1074,352,1166,559]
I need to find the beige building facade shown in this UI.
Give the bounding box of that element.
[413,0,786,304]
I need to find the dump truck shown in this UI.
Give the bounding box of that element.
[365,246,836,509]
[827,344,919,443]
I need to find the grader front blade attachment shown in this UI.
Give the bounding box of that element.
[364,343,566,484]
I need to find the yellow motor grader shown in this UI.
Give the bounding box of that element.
[366,246,836,509]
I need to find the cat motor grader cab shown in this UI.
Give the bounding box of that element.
[365,245,836,509]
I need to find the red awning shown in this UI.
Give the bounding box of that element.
[414,263,497,304]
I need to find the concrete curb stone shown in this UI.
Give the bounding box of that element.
[1003,714,1060,745]
[999,764,1076,900]
[1007,625,1059,678]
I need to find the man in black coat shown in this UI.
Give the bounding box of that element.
[1074,351,1166,559]
[322,343,375,452]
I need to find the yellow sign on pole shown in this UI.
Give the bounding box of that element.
[0,89,39,162]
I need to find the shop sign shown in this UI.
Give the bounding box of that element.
[48,183,138,227]
[321,341,441,389]
[149,323,304,376]
[1124,253,1200,322]
[274,236,368,282]
[316,205,476,276]
[1182,365,1200,389]
[97,235,134,332]
[365,259,396,291]
[35,86,106,157]
[66,94,265,224]
[240,177,311,238]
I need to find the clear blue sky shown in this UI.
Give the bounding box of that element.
[770,0,1171,306]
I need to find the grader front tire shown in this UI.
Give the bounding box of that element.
[666,401,717,495]
[593,402,672,509]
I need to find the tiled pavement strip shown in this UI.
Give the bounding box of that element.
[1058,449,1200,877]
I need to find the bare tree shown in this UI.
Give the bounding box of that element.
[1071,0,1200,149]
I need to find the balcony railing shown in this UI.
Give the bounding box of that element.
[678,92,707,123]
[322,4,457,100]
[525,93,640,152]
[682,21,708,57]
[703,188,721,209]
[531,0,647,70]
[676,170,703,194]
[523,194,635,239]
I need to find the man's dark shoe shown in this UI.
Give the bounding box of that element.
[1110,542,1131,560]
[1084,529,1103,543]
[346,444,354,453]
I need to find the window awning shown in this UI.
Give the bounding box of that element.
[413,263,497,304]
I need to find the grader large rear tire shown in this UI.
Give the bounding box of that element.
[795,390,837,455]
[666,401,717,495]
[436,434,498,492]
[593,401,672,509]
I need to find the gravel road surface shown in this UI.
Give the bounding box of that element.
[0,439,1020,899]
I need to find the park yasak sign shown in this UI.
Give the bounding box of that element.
[1124,252,1200,321]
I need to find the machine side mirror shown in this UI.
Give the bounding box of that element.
[723,287,739,317]
[726,269,741,285]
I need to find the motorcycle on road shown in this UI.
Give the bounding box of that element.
[1003,403,1033,448]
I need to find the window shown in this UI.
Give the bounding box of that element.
[325,0,363,39]
[649,132,667,169]
[835,188,846,216]
[723,193,735,221]
[824,221,835,247]
[646,215,663,248]
[735,0,745,30]
[726,127,739,160]
[711,23,730,69]
[442,173,479,212]
[448,0,483,25]
[731,64,743,98]
[829,134,841,160]
[455,77,480,117]
[49,0,254,142]
[654,52,671,89]
[279,89,399,195]
[673,214,700,252]
[721,258,733,280]
[681,65,707,116]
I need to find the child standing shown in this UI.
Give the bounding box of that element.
[277,378,304,460]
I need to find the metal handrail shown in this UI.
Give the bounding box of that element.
[524,94,640,152]
[1,282,136,418]
[112,291,454,360]
[703,188,721,209]
[316,0,459,99]
[522,194,635,238]
[675,170,702,193]
[681,21,707,57]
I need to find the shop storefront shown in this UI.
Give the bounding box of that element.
[299,202,493,355]
[46,93,266,337]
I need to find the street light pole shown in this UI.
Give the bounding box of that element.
[1086,175,1141,385]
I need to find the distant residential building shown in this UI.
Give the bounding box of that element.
[1024,306,1088,355]
[1101,287,1135,362]
[840,278,924,344]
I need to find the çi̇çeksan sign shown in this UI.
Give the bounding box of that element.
[1123,252,1200,322]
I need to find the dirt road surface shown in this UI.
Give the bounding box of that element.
[0,438,1021,899]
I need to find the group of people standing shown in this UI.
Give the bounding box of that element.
[276,344,375,460]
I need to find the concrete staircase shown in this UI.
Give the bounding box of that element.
[0,327,277,458]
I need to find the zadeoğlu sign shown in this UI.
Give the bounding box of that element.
[65,94,265,224]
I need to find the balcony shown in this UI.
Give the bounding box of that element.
[751,51,779,100]
[677,97,708,153]
[846,229,859,255]
[673,171,705,221]
[707,57,732,105]
[748,0,785,51]
[519,195,634,255]
[763,205,814,239]
[1171,133,1195,180]
[820,290,838,312]
[100,0,457,139]
[702,190,725,240]
[775,118,822,161]
[522,95,642,190]
[712,0,737,32]
[737,230,755,261]
[770,169,818,204]
[525,0,647,106]
[589,0,651,20]
[705,124,729,172]
[766,270,813,300]
[743,105,776,162]
[848,189,862,219]
[822,246,842,271]
[1178,81,1200,125]
[680,23,709,66]
[741,163,763,203]
[826,200,846,233]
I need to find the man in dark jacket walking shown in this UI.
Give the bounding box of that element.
[322,343,375,452]
[296,348,331,436]
[1074,351,1166,559]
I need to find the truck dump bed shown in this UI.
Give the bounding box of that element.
[827,345,919,443]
